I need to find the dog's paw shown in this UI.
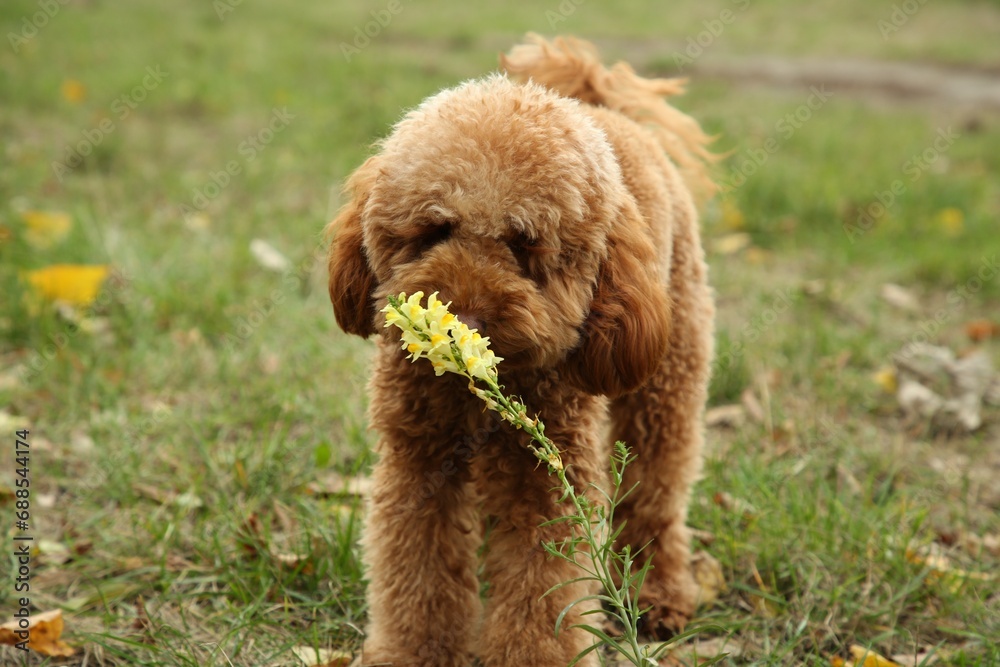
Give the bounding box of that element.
[636,600,693,641]
[635,568,698,641]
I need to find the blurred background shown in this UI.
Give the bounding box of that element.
[1,1,998,665]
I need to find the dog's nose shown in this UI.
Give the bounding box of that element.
[454,312,485,333]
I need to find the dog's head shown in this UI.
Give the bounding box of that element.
[327,75,670,396]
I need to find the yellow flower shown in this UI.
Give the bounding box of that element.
[61,79,86,104]
[400,329,427,360]
[381,292,565,474]
[430,357,460,376]
[935,207,964,237]
[466,356,489,380]
[397,291,427,323]
[721,199,745,230]
[427,292,444,311]
[22,264,110,307]
[382,291,502,381]
[21,210,72,249]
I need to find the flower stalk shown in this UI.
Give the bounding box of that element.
[382,292,677,665]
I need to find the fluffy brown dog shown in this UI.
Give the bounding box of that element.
[328,35,715,667]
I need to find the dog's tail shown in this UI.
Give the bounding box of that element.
[501,34,716,197]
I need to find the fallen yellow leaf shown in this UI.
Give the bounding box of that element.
[22,264,110,307]
[848,645,901,667]
[0,609,75,657]
[61,79,86,104]
[21,210,72,248]
[872,367,898,394]
[290,646,352,666]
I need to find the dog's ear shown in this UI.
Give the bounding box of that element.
[566,204,671,397]
[327,157,380,338]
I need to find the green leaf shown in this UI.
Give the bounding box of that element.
[570,621,620,646]
[567,641,603,667]
[543,580,608,600]
[313,440,332,468]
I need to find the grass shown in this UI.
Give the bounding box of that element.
[1,0,998,665]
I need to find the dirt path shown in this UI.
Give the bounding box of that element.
[466,34,1000,112]
[679,55,1000,112]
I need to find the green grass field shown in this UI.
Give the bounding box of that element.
[2,1,999,665]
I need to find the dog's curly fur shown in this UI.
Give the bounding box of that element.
[327,35,715,667]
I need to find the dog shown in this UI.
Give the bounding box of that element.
[327,35,715,667]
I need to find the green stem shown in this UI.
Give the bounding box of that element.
[385,294,654,665]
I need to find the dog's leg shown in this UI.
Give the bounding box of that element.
[610,217,714,639]
[475,389,608,667]
[360,357,482,667]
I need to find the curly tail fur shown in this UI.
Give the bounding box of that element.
[501,34,717,197]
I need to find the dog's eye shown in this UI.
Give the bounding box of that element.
[414,223,452,252]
